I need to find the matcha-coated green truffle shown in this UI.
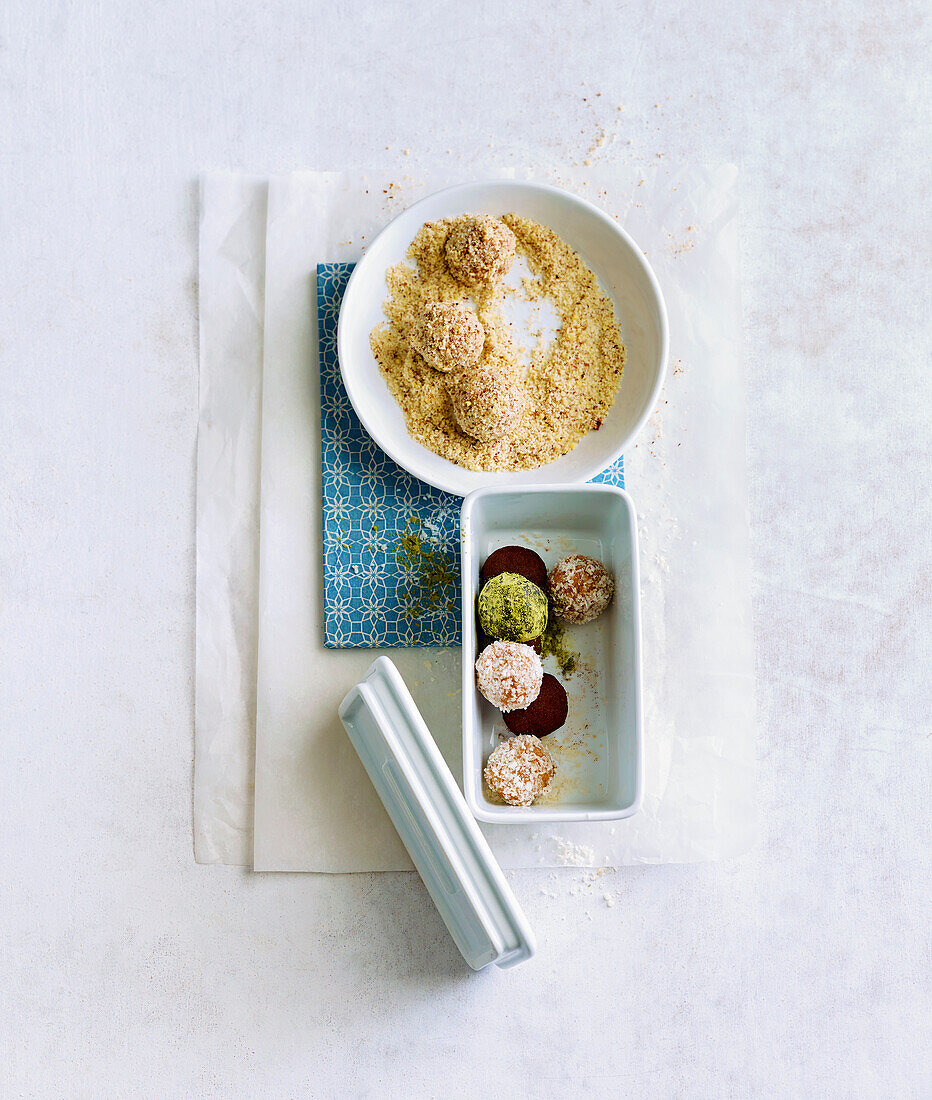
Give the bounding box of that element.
[478,572,548,643]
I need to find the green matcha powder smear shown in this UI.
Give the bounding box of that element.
[393,517,457,621]
[541,617,580,677]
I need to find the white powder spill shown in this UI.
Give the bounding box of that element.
[550,836,596,866]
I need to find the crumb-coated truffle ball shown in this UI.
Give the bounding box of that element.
[480,545,549,592]
[449,363,525,442]
[409,300,484,374]
[445,215,517,288]
[504,673,568,737]
[548,554,615,624]
[484,734,555,807]
[475,641,542,712]
[478,572,548,643]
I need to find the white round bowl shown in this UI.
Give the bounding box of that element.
[337,180,668,496]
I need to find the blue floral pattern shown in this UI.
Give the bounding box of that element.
[318,263,624,648]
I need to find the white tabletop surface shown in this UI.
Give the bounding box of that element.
[1,2,929,1096]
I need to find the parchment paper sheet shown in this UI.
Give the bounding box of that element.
[195,165,758,869]
[254,166,756,869]
[194,175,267,865]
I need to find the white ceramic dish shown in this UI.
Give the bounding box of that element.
[337,180,668,497]
[461,484,642,823]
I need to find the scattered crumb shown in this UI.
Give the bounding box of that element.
[550,836,595,866]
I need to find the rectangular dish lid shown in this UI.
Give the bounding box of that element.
[338,657,534,971]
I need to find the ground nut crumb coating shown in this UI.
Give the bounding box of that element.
[548,554,615,624]
[475,641,543,712]
[445,215,516,287]
[369,213,625,472]
[484,734,555,806]
[409,301,484,374]
[449,362,525,442]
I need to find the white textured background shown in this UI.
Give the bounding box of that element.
[1,2,929,1097]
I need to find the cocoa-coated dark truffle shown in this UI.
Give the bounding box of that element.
[480,545,548,593]
[479,628,540,655]
[503,673,568,737]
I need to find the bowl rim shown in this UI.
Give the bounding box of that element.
[460,481,644,824]
[336,178,670,496]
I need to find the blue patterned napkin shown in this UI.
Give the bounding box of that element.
[318,262,624,648]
